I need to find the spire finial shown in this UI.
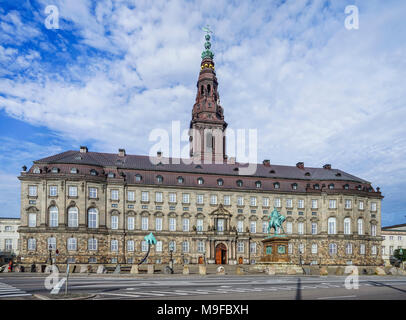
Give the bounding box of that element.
[201,25,214,60]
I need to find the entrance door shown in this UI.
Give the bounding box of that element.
[238,257,243,264]
[215,243,227,264]
[198,256,204,264]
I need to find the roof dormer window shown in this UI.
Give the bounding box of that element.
[156,175,163,183]
[274,182,280,189]
[344,184,349,190]
[177,176,184,184]
[328,183,334,190]
[197,177,204,185]
[292,183,298,190]
[255,181,262,188]
[217,179,224,186]
[135,174,142,182]
[108,172,115,178]
[90,169,98,176]
[33,167,41,174]
[236,180,243,187]
[51,167,59,173]
[70,168,78,174]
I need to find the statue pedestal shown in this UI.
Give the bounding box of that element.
[261,235,290,263]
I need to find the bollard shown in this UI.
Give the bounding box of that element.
[130,265,139,274]
[147,264,155,274]
[199,265,207,275]
[183,265,189,275]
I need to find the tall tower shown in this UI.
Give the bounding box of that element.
[189,28,228,163]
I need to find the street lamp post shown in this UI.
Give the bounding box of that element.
[48,244,53,265]
[169,249,174,272]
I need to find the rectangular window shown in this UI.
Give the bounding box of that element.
[89,187,97,199]
[28,185,37,197]
[286,199,293,208]
[141,241,148,252]
[237,242,244,253]
[329,199,337,209]
[311,200,318,209]
[274,198,281,208]
[155,192,163,203]
[371,202,377,212]
[371,224,377,236]
[88,239,97,251]
[237,196,244,206]
[311,223,317,235]
[298,199,304,209]
[67,238,77,251]
[360,244,366,255]
[141,217,149,231]
[299,243,304,254]
[262,222,268,233]
[127,240,134,252]
[182,218,190,232]
[169,241,176,252]
[250,221,256,233]
[49,186,58,196]
[250,197,257,206]
[127,217,135,230]
[156,241,162,252]
[250,243,256,254]
[155,217,162,231]
[5,239,13,251]
[197,219,203,232]
[28,213,36,227]
[28,238,36,251]
[68,186,78,197]
[345,199,352,209]
[169,193,176,203]
[111,216,118,229]
[237,221,244,233]
[169,218,176,231]
[182,241,189,253]
[288,243,293,254]
[217,219,224,232]
[286,222,292,234]
[262,197,269,207]
[224,195,231,206]
[298,222,304,235]
[182,193,190,204]
[141,191,149,202]
[197,241,205,253]
[111,190,119,200]
[311,243,317,254]
[346,243,353,255]
[372,245,377,255]
[127,191,135,201]
[389,246,394,255]
[210,195,217,205]
[359,201,364,210]
[196,194,204,204]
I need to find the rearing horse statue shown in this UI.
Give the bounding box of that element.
[267,208,286,235]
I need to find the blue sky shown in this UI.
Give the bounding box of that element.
[0,0,405,226]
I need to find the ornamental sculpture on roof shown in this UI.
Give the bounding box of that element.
[201,25,214,60]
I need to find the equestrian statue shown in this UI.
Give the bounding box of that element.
[267,208,286,236]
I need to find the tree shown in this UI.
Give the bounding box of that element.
[394,248,406,262]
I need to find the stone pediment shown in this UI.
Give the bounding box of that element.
[209,204,232,217]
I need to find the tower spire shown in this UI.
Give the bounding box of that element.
[189,27,227,163]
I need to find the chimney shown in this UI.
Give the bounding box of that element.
[118,148,126,157]
[296,162,304,169]
[80,146,88,153]
[263,159,270,167]
[323,164,331,170]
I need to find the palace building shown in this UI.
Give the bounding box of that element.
[17,34,384,267]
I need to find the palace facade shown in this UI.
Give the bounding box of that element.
[17,34,384,267]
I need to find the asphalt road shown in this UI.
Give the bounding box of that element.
[1,274,406,300]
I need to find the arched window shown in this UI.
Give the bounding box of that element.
[236,180,243,187]
[156,175,163,183]
[67,238,77,251]
[207,84,211,94]
[344,184,349,190]
[177,176,184,184]
[88,208,98,228]
[357,218,364,235]
[328,183,334,190]
[344,217,351,235]
[70,168,78,174]
[197,177,204,185]
[328,217,336,235]
[28,238,36,251]
[329,243,337,255]
[49,206,58,227]
[314,184,320,190]
[107,172,115,178]
[135,174,142,182]
[33,167,41,174]
[292,183,298,190]
[90,169,98,176]
[51,167,59,173]
[68,207,78,228]
[201,85,204,95]
[274,182,280,189]
[255,181,262,188]
[217,179,223,186]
